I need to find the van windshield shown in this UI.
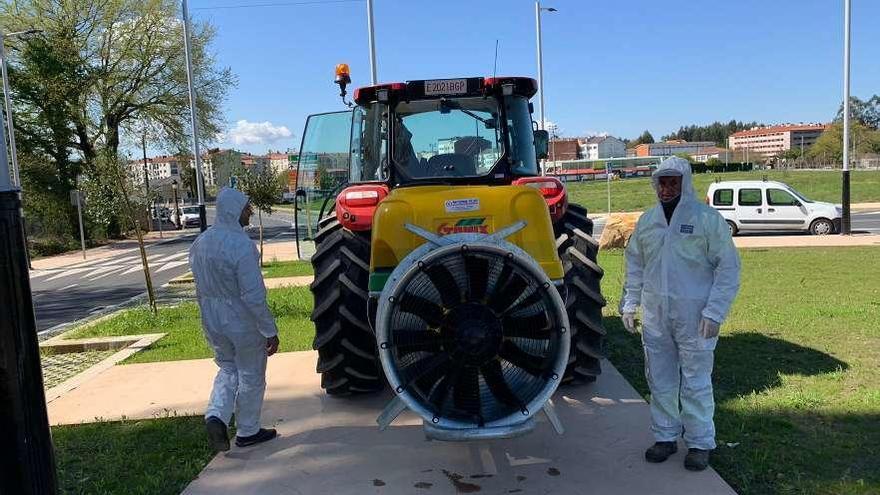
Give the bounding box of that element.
[786,187,814,203]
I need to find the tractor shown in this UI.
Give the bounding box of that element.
[292,65,605,440]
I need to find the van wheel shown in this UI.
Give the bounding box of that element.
[810,218,833,236]
[726,221,738,236]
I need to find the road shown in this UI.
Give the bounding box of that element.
[589,209,880,238]
[29,207,304,333]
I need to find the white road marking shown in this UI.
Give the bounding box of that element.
[88,266,127,282]
[82,265,123,280]
[29,270,53,279]
[504,452,551,467]
[154,251,189,263]
[60,283,78,290]
[156,260,189,273]
[479,446,498,475]
[45,268,92,282]
[121,265,144,275]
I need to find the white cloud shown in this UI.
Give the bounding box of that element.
[223,120,293,146]
[584,130,610,138]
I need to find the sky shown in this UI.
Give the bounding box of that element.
[190,0,880,155]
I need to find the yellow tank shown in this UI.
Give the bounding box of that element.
[368,185,564,292]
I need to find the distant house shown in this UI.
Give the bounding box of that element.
[635,140,717,157]
[549,138,580,161]
[690,146,733,163]
[728,123,829,158]
[580,135,626,160]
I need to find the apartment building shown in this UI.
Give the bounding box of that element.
[728,123,829,158]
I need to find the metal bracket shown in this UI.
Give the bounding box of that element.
[542,399,565,435]
[404,223,453,246]
[376,395,409,431]
[488,220,527,241]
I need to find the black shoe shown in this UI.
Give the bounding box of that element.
[205,416,230,452]
[684,448,711,471]
[644,441,678,463]
[235,428,278,448]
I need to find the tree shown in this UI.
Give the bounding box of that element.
[2,0,235,238]
[835,95,880,130]
[662,120,761,147]
[807,122,880,164]
[629,130,655,148]
[673,152,694,163]
[237,166,282,266]
[706,157,722,168]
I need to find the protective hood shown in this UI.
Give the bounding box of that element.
[651,157,695,203]
[215,187,249,227]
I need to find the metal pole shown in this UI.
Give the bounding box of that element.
[0,99,59,494]
[535,2,545,132]
[367,0,377,85]
[182,0,207,232]
[841,0,852,235]
[0,31,21,186]
[606,163,611,215]
[142,134,151,231]
[76,191,86,259]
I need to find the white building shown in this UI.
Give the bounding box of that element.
[580,136,626,160]
[728,123,829,158]
[266,151,291,175]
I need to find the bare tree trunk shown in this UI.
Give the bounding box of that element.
[258,209,264,267]
[112,158,157,314]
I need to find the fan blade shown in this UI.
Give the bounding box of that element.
[405,352,452,392]
[426,357,463,410]
[453,366,482,420]
[489,272,529,314]
[502,312,551,339]
[503,288,544,315]
[465,255,490,302]
[481,360,523,408]
[392,329,449,357]
[499,341,547,376]
[425,263,462,307]
[397,293,445,327]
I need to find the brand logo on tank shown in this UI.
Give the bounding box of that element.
[437,217,489,235]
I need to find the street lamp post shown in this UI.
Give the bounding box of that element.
[0,29,41,187]
[535,2,556,175]
[0,98,58,494]
[181,0,207,232]
[367,0,378,85]
[841,0,852,235]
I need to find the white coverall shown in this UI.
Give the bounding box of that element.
[621,157,740,450]
[189,188,278,437]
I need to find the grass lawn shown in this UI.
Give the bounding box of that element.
[261,259,314,278]
[599,246,880,494]
[566,170,880,213]
[53,416,216,495]
[67,286,316,363]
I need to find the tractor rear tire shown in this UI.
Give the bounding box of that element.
[554,203,606,384]
[310,216,384,396]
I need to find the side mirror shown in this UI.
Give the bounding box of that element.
[534,129,549,160]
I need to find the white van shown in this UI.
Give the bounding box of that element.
[706,180,841,236]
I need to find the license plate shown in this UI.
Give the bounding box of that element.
[424,79,468,96]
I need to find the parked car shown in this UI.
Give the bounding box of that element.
[706,180,841,236]
[180,206,202,228]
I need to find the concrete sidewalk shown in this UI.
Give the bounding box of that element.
[47,351,736,494]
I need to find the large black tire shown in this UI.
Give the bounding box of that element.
[310,216,384,395]
[553,203,607,384]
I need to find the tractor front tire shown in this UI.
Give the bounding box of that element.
[554,203,607,384]
[310,216,384,395]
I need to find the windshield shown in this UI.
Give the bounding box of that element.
[392,97,502,180]
[183,207,199,214]
[786,186,814,203]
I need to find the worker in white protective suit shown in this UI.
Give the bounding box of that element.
[620,156,740,471]
[189,187,280,452]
